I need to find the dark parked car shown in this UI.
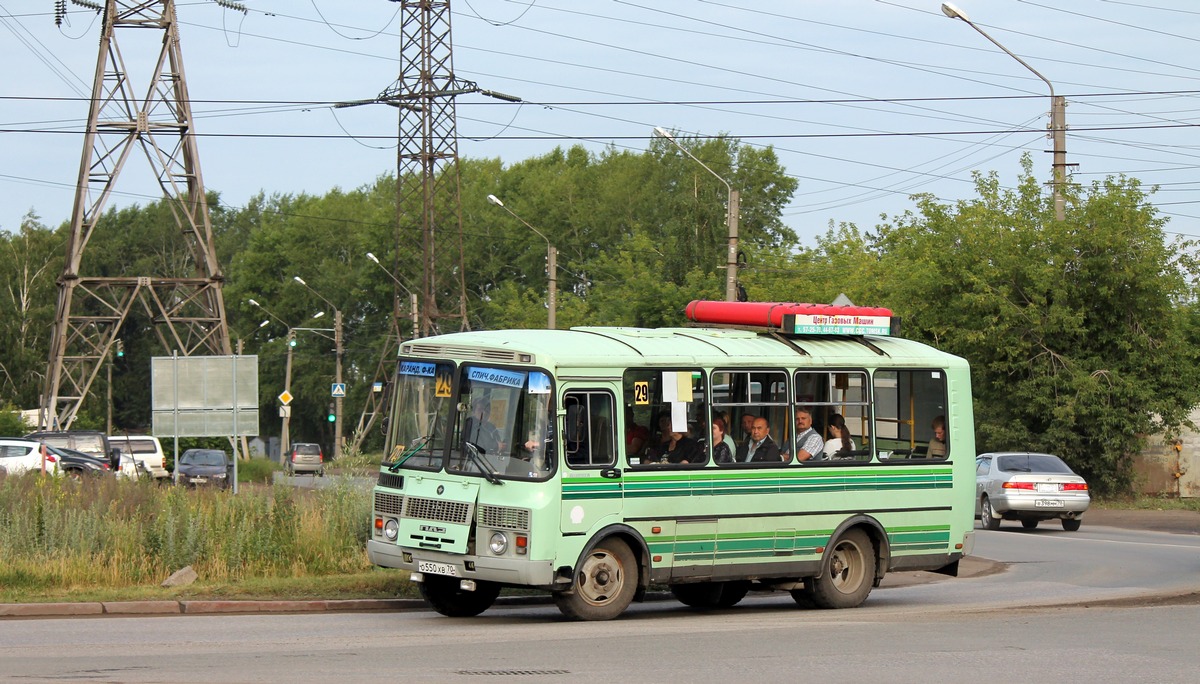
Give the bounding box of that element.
[47,445,113,477]
[25,430,120,471]
[975,452,1090,531]
[176,448,231,488]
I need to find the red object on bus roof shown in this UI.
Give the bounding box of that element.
[684,300,893,329]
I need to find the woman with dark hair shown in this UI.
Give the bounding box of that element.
[823,413,855,458]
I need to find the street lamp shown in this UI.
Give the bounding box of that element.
[654,126,741,301]
[941,2,1068,221]
[486,195,557,330]
[291,277,345,460]
[248,298,323,457]
[366,252,420,340]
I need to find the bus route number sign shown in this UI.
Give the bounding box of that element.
[633,381,650,405]
[435,368,453,398]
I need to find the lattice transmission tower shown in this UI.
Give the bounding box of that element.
[40,0,235,430]
[347,1,518,453]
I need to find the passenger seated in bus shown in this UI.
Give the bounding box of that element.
[462,397,505,455]
[711,418,734,463]
[653,429,702,464]
[625,406,649,457]
[823,413,856,459]
[927,415,947,458]
[716,411,737,455]
[738,413,757,453]
[736,416,782,463]
[781,406,824,462]
[648,413,673,456]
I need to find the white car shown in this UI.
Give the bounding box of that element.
[975,452,1090,531]
[109,434,169,479]
[0,438,60,476]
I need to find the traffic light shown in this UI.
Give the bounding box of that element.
[327,403,336,423]
[288,332,297,347]
[115,339,124,358]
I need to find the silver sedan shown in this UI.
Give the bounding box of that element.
[975,452,1090,531]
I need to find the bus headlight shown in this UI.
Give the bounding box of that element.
[488,531,508,555]
[383,519,399,541]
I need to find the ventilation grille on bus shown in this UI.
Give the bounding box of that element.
[477,505,530,531]
[403,343,528,364]
[377,472,404,489]
[375,492,403,516]
[404,496,471,525]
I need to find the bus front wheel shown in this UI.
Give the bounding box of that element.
[419,575,501,617]
[554,538,637,620]
[808,528,876,609]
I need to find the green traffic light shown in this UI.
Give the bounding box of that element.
[327,414,336,423]
[289,338,297,347]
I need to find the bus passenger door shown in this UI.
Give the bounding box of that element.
[559,390,623,536]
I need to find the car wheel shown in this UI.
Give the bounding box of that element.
[1061,518,1082,532]
[1021,519,1039,530]
[980,497,1001,530]
[554,537,638,620]
[418,575,501,617]
[808,528,876,609]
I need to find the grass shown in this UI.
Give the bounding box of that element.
[1092,495,1200,512]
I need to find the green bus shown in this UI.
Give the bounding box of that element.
[367,301,976,620]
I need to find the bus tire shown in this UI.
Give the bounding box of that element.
[554,538,637,620]
[418,575,501,617]
[670,582,724,608]
[808,528,876,609]
[716,581,751,608]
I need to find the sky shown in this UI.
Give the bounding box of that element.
[2,0,1199,250]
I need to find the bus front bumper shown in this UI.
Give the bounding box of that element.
[367,539,559,587]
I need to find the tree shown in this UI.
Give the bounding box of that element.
[872,156,1200,494]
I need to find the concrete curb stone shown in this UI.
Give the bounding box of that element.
[0,602,104,617]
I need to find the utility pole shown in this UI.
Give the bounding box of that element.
[41,0,233,430]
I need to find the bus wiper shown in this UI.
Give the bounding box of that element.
[388,435,431,472]
[463,441,503,485]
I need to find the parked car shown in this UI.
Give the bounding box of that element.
[176,448,231,488]
[24,430,119,471]
[47,445,113,477]
[108,435,169,479]
[286,442,324,476]
[0,438,59,476]
[976,452,1090,531]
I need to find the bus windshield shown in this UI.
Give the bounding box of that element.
[448,364,555,481]
[388,360,455,470]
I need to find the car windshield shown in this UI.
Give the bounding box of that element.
[447,365,555,481]
[182,450,226,466]
[997,453,1074,474]
[387,360,456,471]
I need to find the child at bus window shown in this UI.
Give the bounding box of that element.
[928,416,947,458]
[823,413,855,459]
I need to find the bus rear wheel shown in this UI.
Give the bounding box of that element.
[554,538,637,620]
[808,529,876,609]
[419,575,501,617]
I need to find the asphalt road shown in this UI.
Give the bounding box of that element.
[2,512,1198,682]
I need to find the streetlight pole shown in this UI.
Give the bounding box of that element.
[941,2,1067,221]
[292,277,344,460]
[486,195,557,329]
[249,299,323,459]
[654,127,740,301]
[366,252,419,340]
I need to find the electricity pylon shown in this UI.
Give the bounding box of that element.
[40,0,233,430]
[376,1,518,335]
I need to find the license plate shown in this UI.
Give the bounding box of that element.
[417,560,459,577]
[191,477,207,483]
[1036,483,1059,493]
[1035,499,1063,508]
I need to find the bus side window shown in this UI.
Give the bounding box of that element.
[564,391,616,468]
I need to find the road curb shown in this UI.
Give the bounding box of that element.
[0,602,104,617]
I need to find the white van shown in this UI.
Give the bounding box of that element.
[109,435,168,479]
